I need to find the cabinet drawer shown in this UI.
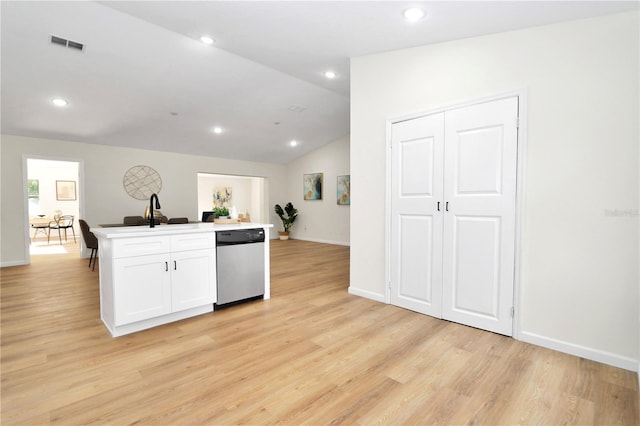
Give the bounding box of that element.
[112,236,170,258]
[171,233,215,252]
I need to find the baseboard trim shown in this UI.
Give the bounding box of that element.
[519,331,638,372]
[293,237,350,246]
[348,286,386,303]
[1,259,28,268]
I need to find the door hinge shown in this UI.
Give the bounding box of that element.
[388,281,392,289]
[515,117,520,128]
[510,307,515,317]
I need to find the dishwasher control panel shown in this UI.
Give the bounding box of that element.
[216,228,265,246]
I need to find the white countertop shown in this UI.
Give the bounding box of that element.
[92,222,273,239]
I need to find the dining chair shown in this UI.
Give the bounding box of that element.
[168,217,189,224]
[31,222,49,240]
[78,219,99,271]
[48,215,76,244]
[123,216,146,226]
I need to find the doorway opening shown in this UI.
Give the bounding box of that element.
[25,158,82,262]
[197,173,265,223]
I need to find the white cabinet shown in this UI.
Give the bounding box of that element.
[101,232,216,336]
[169,248,215,312]
[112,248,215,326]
[113,253,172,325]
[169,233,216,311]
[93,223,273,337]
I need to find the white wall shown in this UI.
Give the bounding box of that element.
[284,135,350,245]
[197,173,263,222]
[251,178,263,224]
[1,134,286,266]
[350,12,639,369]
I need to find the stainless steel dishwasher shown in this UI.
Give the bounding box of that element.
[215,228,265,308]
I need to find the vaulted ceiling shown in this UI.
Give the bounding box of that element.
[2,1,636,163]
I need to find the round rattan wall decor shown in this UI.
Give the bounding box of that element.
[123,165,162,200]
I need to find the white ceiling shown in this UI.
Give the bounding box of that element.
[2,1,637,164]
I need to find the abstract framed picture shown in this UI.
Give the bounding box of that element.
[213,186,233,208]
[56,180,76,201]
[303,173,323,200]
[337,175,350,205]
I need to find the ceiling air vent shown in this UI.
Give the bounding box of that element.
[67,40,84,51]
[50,35,84,51]
[51,35,67,46]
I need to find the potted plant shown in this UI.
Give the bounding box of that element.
[213,206,229,219]
[274,202,298,240]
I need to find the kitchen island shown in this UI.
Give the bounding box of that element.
[92,223,273,337]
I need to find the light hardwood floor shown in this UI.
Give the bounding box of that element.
[1,239,638,425]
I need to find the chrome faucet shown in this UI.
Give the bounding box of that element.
[149,193,161,228]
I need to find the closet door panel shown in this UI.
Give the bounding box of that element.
[450,215,502,317]
[390,113,444,317]
[397,215,435,305]
[442,97,518,336]
[456,126,504,195]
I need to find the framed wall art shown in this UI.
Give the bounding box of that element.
[303,173,323,200]
[56,180,76,201]
[213,186,233,208]
[337,175,350,205]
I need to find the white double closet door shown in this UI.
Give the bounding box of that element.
[390,97,518,336]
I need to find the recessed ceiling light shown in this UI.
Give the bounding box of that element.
[403,7,425,22]
[212,126,223,134]
[200,36,215,45]
[324,70,336,79]
[290,140,298,147]
[52,98,68,107]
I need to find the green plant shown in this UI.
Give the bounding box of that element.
[213,206,229,217]
[274,202,298,232]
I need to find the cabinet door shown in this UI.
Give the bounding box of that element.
[113,254,172,326]
[171,249,216,311]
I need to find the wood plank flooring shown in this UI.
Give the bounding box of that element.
[1,239,638,425]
